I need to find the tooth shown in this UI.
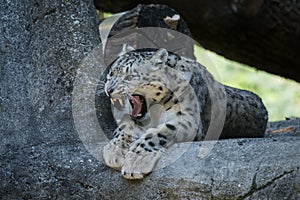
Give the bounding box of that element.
[119,98,124,106]
[110,98,115,105]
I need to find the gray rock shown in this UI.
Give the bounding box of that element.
[1,134,299,199]
[0,1,299,199]
[0,0,100,154]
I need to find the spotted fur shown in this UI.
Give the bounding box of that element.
[103,45,268,179]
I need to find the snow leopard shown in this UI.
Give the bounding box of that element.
[102,44,268,179]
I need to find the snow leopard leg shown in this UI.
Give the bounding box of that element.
[121,118,198,179]
[103,116,143,169]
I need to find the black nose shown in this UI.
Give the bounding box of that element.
[106,88,114,97]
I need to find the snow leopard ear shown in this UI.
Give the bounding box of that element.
[150,48,168,70]
[118,44,135,56]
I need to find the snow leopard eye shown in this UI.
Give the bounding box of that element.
[124,75,134,81]
[155,62,163,67]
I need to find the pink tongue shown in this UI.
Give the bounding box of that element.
[131,96,142,117]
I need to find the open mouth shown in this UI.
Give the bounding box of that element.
[129,94,147,119]
[109,94,147,119]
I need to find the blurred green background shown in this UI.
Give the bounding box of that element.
[195,45,300,121]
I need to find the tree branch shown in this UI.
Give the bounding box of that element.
[95,0,300,82]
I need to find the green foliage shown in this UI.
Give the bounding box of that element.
[195,45,300,121]
[97,11,112,19]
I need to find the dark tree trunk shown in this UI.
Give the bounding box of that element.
[95,0,300,83]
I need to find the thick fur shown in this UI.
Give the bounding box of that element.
[103,45,268,179]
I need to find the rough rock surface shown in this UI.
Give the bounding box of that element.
[1,122,299,199]
[0,1,299,199]
[0,0,100,155]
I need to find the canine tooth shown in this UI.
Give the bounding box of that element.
[119,98,124,106]
[110,98,114,105]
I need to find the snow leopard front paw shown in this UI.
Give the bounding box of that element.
[121,144,164,179]
[103,138,129,169]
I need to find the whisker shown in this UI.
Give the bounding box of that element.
[87,82,104,86]
[99,80,105,84]
[83,83,105,92]
[96,89,106,95]
[83,79,106,86]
